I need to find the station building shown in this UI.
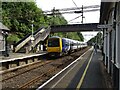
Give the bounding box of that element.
[0,22,9,56]
[100,2,120,90]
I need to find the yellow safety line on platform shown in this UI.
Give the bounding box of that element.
[76,51,94,89]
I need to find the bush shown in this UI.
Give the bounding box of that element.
[7,34,20,43]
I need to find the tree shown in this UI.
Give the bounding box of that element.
[2,2,47,42]
[87,32,103,45]
[2,2,84,42]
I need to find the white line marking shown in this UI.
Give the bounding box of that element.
[76,51,94,89]
[50,61,79,89]
[36,47,93,90]
[0,53,46,63]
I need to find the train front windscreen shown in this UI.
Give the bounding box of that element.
[48,38,60,47]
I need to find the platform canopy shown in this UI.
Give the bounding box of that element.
[0,22,10,31]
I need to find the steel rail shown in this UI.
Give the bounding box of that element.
[1,60,52,82]
[18,67,57,89]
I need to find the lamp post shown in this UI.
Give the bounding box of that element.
[31,20,34,38]
[31,20,34,53]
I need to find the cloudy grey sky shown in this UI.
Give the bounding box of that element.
[35,0,101,42]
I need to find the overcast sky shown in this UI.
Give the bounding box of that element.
[35,0,101,42]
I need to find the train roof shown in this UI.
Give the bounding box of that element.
[49,36,86,44]
[49,36,61,39]
[62,38,83,42]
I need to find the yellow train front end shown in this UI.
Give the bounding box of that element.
[47,37,62,57]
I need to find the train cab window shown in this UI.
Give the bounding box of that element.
[48,38,60,47]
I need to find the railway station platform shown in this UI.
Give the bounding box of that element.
[77,50,112,89]
[39,48,112,89]
[0,51,47,60]
[0,51,47,70]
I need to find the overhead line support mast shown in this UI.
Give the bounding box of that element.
[81,5,84,24]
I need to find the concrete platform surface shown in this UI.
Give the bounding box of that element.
[39,49,112,89]
[0,51,47,61]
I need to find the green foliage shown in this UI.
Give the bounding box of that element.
[88,32,103,44]
[7,34,20,42]
[53,15,67,25]
[77,32,84,41]
[2,2,44,38]
[2,2,84,42]
[51,32,84,41]
[46,15,67,26]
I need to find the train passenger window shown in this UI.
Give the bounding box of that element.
[71,43,74,46]
[65,43,69,46]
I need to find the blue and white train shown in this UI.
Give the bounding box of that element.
[47,36,87,57]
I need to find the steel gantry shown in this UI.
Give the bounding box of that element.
[43,5,100,24]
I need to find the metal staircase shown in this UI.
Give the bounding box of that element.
[14,27,50,53]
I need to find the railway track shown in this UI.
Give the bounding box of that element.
[18,58,69,89]
[1,60,52,82]
[18,48,90,89]
[2,47,90,89]
[18,67,57,89]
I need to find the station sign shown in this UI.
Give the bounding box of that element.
[97,24,113,29]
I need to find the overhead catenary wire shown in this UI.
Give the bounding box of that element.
[68,15,82,22]
[43,4,100,24]
[43,5,100,13]
[71,0,83,23]
[72,0,78,8]
[45,9,100,15]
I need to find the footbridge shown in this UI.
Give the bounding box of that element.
[14,23,101,53]
[51,23,101,33]
[14,27,50,53]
